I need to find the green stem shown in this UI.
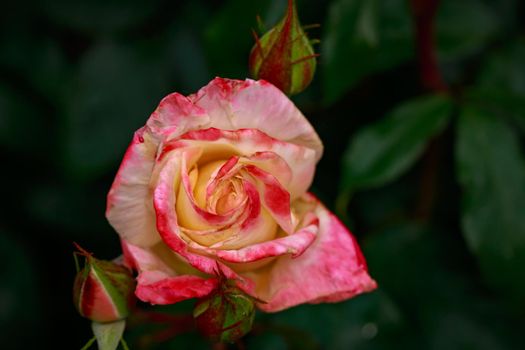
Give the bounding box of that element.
[80,336,96,350]
[120,338,130,350]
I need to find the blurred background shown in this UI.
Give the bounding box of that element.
[1,0,524,349]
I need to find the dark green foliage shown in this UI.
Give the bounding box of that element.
[456,106,525,305]
[340,95,452,192]
[322,0,413,104]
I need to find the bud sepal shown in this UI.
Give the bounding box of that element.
[193,279,257,343]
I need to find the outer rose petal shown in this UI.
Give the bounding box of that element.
[190,78,323,162]
[136,274,218,305]
[257,194,377,312]
[106,128,160,247]
[122,240,218,304]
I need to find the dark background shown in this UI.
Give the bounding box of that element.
[1,0,524,349]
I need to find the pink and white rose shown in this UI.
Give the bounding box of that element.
[106,77,376,312]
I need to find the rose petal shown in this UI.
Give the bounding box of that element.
[182,179,278,251]
[152,152,255,292]
[177,153,242,228]
[215,218,317,263]
[121,240,218,304]
[243,151,293,188]
[136,273,218,305]
[190,78,323,161]
[256,194,377,312]
[146,92,209,138]
[106,128,160,247]
[205,156,241,200]
[180,127,316,199]
[244,164,293,234]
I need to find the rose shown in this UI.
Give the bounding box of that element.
[106,78,376,312]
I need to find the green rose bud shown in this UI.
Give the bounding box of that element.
[73,244,136,323]
[249,0,318,95]
[193,281,256,343]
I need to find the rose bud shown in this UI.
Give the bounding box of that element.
[73,244,136,323]
[249,0,318,95]
[193,280,256,343]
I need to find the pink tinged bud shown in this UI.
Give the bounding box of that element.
[73,245,136,323]
[193,281,256,343]
[249,0,318,95]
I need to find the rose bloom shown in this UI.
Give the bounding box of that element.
[106,78,376,312]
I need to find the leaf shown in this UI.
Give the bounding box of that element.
[477,40,525,96]
[467,40,525,132]
[363,223,521,350]
[436,0,499,60]
[456,105,525,303]
[340,94,452,193]
[322,0,413,104]
[466,88,525,134]
[92,320,126,350]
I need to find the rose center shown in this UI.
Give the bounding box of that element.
[215,182,244,214]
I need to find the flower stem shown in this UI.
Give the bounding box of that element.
[80,336,96,350]
[409,0,448,221]
[410,0,447,92]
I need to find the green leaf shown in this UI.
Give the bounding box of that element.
[363,223,521,349]
[92,320,126,350]
[466,88,525,134]
[322,0,413,104]
[477,40,525,96]
[340,94,452,193]
[456,105,525,303]
[467,40,525,133]
[436,0,499,60]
